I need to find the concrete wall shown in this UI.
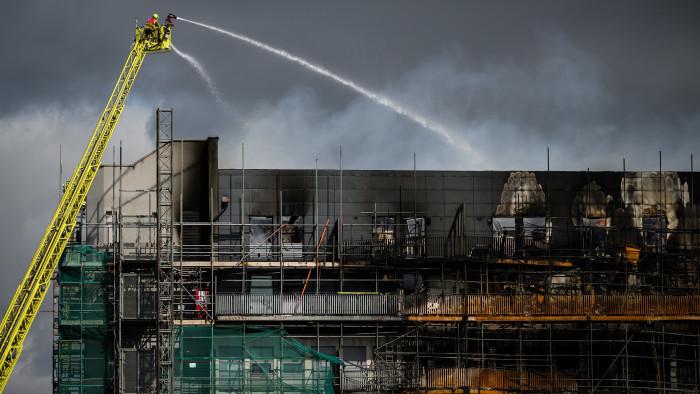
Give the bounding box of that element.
[85,138,219,247]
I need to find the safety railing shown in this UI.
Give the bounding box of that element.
[117,230,696,264]
[466,294,700,316]
[340,361,412,393]
[342,362,373,392]
[121,242,158,261]
[119,243,335,263]
[216,294,464,316]
[216,293,700,317]
[426,367,578,391]
[342,234,582,262]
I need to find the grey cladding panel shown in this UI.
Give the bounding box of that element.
[371,202,402,213]
[473,203,495,217]
[342,190,372,204]
[425,190,445,204]
[341,176,371,190]
[425,175,444,190]
[247,175,277,189]
[443,175,472,191]
[280,175,306,189]
[460,203,474,217]
[247,203,277,216]
[444,190,469,204]
[428,215,448,233]
[219,174,230,189]
[281,189,305,202]
[226,175,243,190]
[425,203,446,218]
[370,189,400,203]
[473,190,494,204]
[317,175,338,192]
[370,173,418,190]
[249,190,276,203]
[371,175,403,190]
[473,174,495,191]
[315,191,337,204]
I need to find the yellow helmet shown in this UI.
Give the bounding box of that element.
[153,13,159,19]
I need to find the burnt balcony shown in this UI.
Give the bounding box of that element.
[467,294,700,321]
[214,293,700,322]
[216,293,464,321]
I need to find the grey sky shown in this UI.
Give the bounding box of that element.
[1,1,699,391]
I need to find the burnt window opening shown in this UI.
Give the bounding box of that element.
[404,217,426,258]
[405,217,425,237]
[492,217,549,257]
[403,273,424,294]
[282,216,304,260]
[643,215,667,250]
[372,216,395,242]
[281,216,303,243]
[581,218,607,251]
[249,216,274,244]
[248,216,274,260]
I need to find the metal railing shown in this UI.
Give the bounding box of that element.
[340,361,413,393]
[466,294,700,316]
[217,294,700,318]
[116,230,698,264]
[426,367,578,391]
[342,234,581,261]
[216,294,464,316]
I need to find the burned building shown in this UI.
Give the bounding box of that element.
[54,114,700,393]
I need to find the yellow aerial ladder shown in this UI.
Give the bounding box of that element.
[0,14,176,391]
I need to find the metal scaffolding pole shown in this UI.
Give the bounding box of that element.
[156,108,174,393]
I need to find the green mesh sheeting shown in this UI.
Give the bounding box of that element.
[57,246,113,330]
[175,326,343,393]
[55,246,342,393]
[57,246,114,393]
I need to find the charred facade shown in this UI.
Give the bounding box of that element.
[54,139,700,393]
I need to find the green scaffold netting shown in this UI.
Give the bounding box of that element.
[57,246,114,393]
[56,246,344,393]
[175,326,343,393]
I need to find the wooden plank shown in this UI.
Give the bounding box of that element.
[408,316,463,322]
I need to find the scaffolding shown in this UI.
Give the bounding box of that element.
[174,326,342,393]
[54,139,700,393]
[55,246,115,393]
[55,247,342,393]
[156,108,175,393]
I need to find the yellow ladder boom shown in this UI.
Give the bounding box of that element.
[0,22,173,391]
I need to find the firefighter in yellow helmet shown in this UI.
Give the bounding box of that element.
[145,14,161,42]
[147,13,160,27]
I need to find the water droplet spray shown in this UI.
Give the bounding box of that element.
[172,44,248,125]
[178,17,475,157]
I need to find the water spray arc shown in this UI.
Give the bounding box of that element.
[172,44,247,125]
[178,17,475,156]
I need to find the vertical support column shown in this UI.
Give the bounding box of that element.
[51,271,59,394]
[156,108,174,393]
[589,324,593,392]
[116,143,124,392]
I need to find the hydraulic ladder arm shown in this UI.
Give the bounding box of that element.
[0,15,175,391]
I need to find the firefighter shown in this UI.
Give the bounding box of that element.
[147,13,160,27]
[145,14,160,42]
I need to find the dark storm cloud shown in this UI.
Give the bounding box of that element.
[1,1,700,392]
